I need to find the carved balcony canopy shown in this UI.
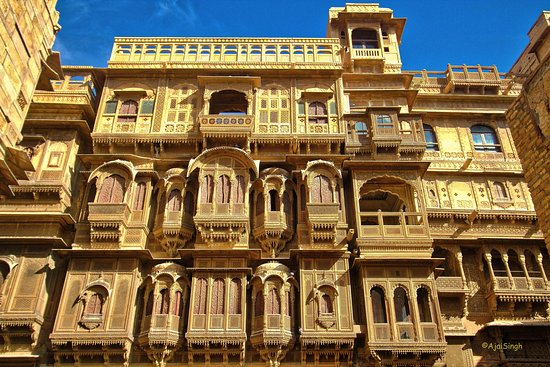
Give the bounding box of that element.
[109,37,342,70]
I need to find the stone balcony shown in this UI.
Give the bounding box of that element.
[359,211,429,239]
[435,276,468,295]
[486,275,550,318]
[138,314,183,347]
[87,203,131,246]
[352,48,382,59]
[109,38,342,70]
[306,202,340,245]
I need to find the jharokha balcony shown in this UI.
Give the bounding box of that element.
[199,114,254,135]
[108,38,342,69]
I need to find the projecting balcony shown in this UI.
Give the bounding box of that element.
[87,203,131,246]
[306,202,340,244]
[253,212,294,256]
[359,211,429,239]
[198,115,254,136]
[109,38,342,70]
[352,48,382,59]
[194,203,249,246]
[139,314,183,347]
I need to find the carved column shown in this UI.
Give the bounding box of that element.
[519,254,533,290]
[409,289,421,342]
[502,254,516,289]
[387,288,398,342]
[536,253,549,286]
[483,252,497,289]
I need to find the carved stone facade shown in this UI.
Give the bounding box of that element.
[0,2,549,367]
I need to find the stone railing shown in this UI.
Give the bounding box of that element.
[359,211,429,239]
[199,115,254,135]
[109,38,342,68]
[435,276,466,293]
[352,48,382,59]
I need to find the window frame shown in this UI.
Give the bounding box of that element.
[307,101,328,125]
[470,124,501,152]
[423,124,439,151]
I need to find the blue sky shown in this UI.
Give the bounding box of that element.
[53,0,548,72]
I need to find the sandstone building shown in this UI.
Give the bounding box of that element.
[0,3,549,367]
[507,11,550,249]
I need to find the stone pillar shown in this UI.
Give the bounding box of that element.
[502,254,516,289]
[519,254,533,290]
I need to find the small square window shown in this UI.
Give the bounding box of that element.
[140,100,154,114]
[48,152,63,168]
[104,100,118,114]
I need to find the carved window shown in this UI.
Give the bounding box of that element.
[97,174,125,203]
[255,292,264,316]
[490,250,507,277]
[470,125,501,152]
[167,189,182,212]
[165,89,195,132]
[201,175,214,203]
[133,182,147,210]
[376,114,393,129]
[233,175,245,204]
[269,190,280,211]
[211,278,225,315]
[216,175,231,204]
[417,287,432,322]
[173,291,183,316]
[184,191,195,215]
[308,101,328,124]
[311,175,333,203]
[494,182,508,199]
[157,289,170,315]
[85,293,103,315]
[352,28,379,49]
[256,192,264,216]
[118,100,139,122]
[145,291,154,316]
[355,121,369,136]
[267,288,280,314]
[229,278,242,314]
[370,287,387,323]
[259,88,290,125]
[194,278,207,315]
[423,124,439,151]
[320,294,334,314]
[393,287,411,322]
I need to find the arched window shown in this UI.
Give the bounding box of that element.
[507,249,524,277]
[173,291,183,316]
[308,102,328,124]
[256,192,264,215]
[211,278,225,315]
[145,291,154,316]
[97,174,125,203]
[311,175,333,203]
[184,191,195,215]
[167,189,182,212]
[118,100,139,122]
[194,278,207,315]
[393,287,411,322]
[493,182,508,199]
[352,29,379,49]
[201,175,214,203]
[417,288,432,322]
[233,175,245,204]
[470,125,500,152]
[255,292,264,316]
[423,124,439,151]
[320,294,333,314]
[376,114,393,129]
[355,121,369,136]
[216,175,231,204]
[490,250,507,277]
[83,292,104,316]
[133,182,146,210]
[267,288,280,314]
[370,287,387,323]
[158,289,170,314]
[269,190,280,211]
[229,278,242,314]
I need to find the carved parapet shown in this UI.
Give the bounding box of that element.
[253,212,293,257]
[194,213,248,247]
[306,202,340,244]
[154,213,195,256]
[87,203,130,246]
[199,115,254,137]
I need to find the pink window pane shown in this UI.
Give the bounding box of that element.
[201,175,213,203]
[98,174,125,203]
[173,291,183,316]
[229,278,242,314]
[119,100,138,115]
[321,294,333,314]
[194,278,207,315]
[216,175,231,204]
[167,189,182,211]
[320,175,332,203]
[267,288,280,314]
[211,278,225,315]
[158,289,170,314]
[86,293,103,315]
[133,182,146,210]
[232,175,245,204]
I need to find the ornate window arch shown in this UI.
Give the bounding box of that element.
[470,124,501,152]
[79,285,109,330]
[97,174,126,203]
[370,286,388,323]
[393,286,411,323]
[416,286,432,323]
[167,189,182,212]
[308,101,328,124]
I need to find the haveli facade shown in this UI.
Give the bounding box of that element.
[0,3,549,367]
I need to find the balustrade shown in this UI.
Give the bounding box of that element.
[359,211,428,239]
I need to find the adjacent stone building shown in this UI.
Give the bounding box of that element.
[506,11,550,249]
[0,3,549,367]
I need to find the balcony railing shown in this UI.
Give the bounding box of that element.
[109,38,342,68]
[352,48,382,59]
[359,211,428,239]
[199,115,254,135]
[493,276,549,291]
[435,276,467,293]
[88,203,131,224]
